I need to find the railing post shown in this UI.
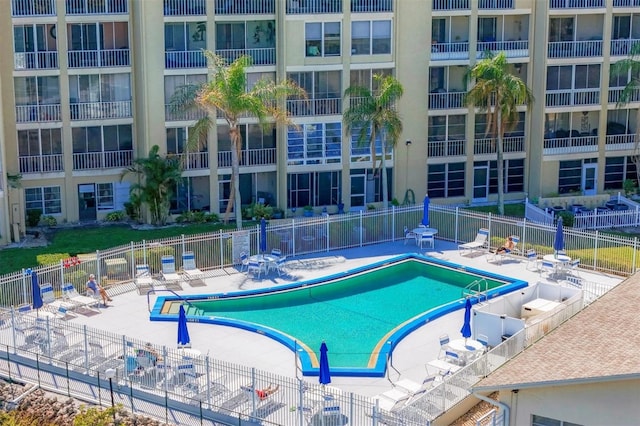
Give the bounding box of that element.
[455,206,459,244]
[96,249,101,282]
[391,206,395,241]
[292,219,296,257]
[593,230,599,271]
[359,210,363,247]
[326,214,330,252]
[633,237,638,274]
[219,230,224,267]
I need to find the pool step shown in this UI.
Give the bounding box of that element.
[185,305,204,316]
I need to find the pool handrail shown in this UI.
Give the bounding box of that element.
[146,289,195,313]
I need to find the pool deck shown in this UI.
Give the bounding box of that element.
[69,239,623,399]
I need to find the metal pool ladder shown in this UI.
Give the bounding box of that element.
[462,278,489,301]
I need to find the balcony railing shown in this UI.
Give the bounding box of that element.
[14,52,59,70]
[543,136,599,155]
[608,87,640,104]
[432,0,469,10]
[478,0,513,8]
[548,40,603,58]
[613,0,640,6]
[287,98,342,116]
[427,139,466,157]
[15,104,61,123]
[66,0,127,14]
[287,0,342,14]
[164,0,205,15]
[164,104,207,122]
[215,0,274,14]
[476,40,529,58]
[68,49,130,68]
[173,152,209,170]
[12,0,56,16]
[546,89,600,107]
[428,91,465,109]
[19,154,64,174]
[430,42,470,61]
[217,148,277,168]
[165,51,207,69]
[474,136,525,155]
[70,101,132,121]
[351,0,393,12]
[611,39,640,57]
[605,134,636,151]
[549,0,604,7]
[215,48,276,66]
[73,150,133,170]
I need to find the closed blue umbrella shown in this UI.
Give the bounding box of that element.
[554,216,564,257]
[31,271,43,311]
[319,341,331,386]
[177,305,190,347]
[460,298,472,343]
[421,195,430,227]
[260,217,267,254]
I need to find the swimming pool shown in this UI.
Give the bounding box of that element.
[151,254,527,377]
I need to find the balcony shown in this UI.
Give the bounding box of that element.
[613,0,640,6]
[605,134,636,151]
[546,89,600,107]
[70,101,132,121]
[15,104,61,123]
[430,42,470,61]
[14,52,59,70]
[548,40,603,59]
[543,135,599,155]
[611,39,640,57]
[68,49,130,68]
[66,0,127,14]
[474,136,525,155]
[427,139,466,157]
[173,152,209,170]
[19,154,64,174]
[351,0,393,12]
[549,0,604,8]
[432,0,469,11]
[287,98,342,116]
[12,0,56,16]
[476,40,529,59]
[215,48,276,66]
[73,150,133,170]
[218,148,277,168]
[164,104,207,122]
[215,0,275,14]
[164,0,205,15]
[608,88,640,104]
[478,0,513,8]
[428,91,465,110]
[287,0,342,14]
[165,51,207,69]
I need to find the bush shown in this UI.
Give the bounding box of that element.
[26,209,42,227]
[37,253,70,265]
[133,245,175,273]
[104,211,126,222]
[556,211,574,227]
[124,201,139,221]
[176,211,219,224]
[64,269,88,289]
[40,215,57,227]
[252,203,273,219]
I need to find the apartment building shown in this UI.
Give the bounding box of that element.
[0,0,638,244]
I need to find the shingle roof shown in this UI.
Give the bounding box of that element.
[473,274,640,391]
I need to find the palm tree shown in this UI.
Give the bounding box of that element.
[170,51,306,229]
[465,52,534,215]
[612,42,640,188]
[343,74,404,208]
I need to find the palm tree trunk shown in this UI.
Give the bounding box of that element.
[496,108,505,216]
[226,126,243,229]
[381,139,389,207]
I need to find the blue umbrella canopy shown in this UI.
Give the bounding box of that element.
[31,271,43,310]
[460,298,472,340]
[554,216,565,256]
[421,195,430,227]
[260,217,267,253]
[177,305,190,347]
[319,341,331,385]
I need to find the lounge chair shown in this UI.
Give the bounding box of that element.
[182,251,204,283]
[375,375,437,412]
[61,283,100,310]
[161,255,182,289]
[134,264,155,294]
[487,235,520,264]
[458,228,489,255]
[40,283,76,312]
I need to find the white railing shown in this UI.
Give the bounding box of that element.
[573,208,640,230]
[70,101,132,120]
[473,136,525,154]
[610,38,640,56]
[549,0,604,7]
[287,98,342,116]
[478,0,513,7]
[68,49,130,68]
[430,42,470,61]
[605,134,636,151]
[215,48,276,66]
[546,89,600,107]
[476,40,528,58]
[428,139,466,157]
[548,40,603,58]
[218,148,277,168]
[215,0,275,14]
[164,104,207,122]
[15,104,61,123]
[524,198,555,226]
[12,0,56,16]
[66,0,127,14]
[165,50,207,69]
[428,91,465,109]
[164,0,205,15]
[543,135,599,155]
[19,154,64,174]
[174,152,209,170]
[14,52,59,70]
[608,87,640,104]
[432,0,469,10]
[613,0,640,6]
[72,150,133,170]
[287,0,342,13]
[351,0,393,12]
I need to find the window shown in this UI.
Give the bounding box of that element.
[305,22,341,57]
[574,64,600,89]
[549,18,574,42]
[428,115,465,141]
[487,159,524,193]
[72,125,132,153]
[559,160,583,194]
[428,163,465,198]
[605,156,637,190]
[288,70,341,100]
[350,68,393,92]
[350,168,392,206]
[69,73,131,103]
[97,183,114,210]
[351,20,391,55]
[288,172,342,208]
[477,17,496,42]
[164,74,206,105]
[215,22,245,50]
[350,124,385,161]
[532,414,583,426]
[165,22,207,51]
[25,186,61,215]
[18,128,62,156]
[14,76,60,105]
[612,15,631,40]
[546,66,573,91]
[287,123,341,165]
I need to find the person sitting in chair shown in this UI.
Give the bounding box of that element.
[255,384,279,400]
[495,236,515,254]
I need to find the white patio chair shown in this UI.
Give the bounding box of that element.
[135,264,154,292]
[239,252,249,272]
[403,226,417,245]
[418,232,435,249]
[438,333,450,359]
[61,283,100,310]
[539,260,557,280]
[525,249,541,271]
[182,251,204,282]
[161,255,182,288]
[271,248,282,258]
[458,228,489,255]
[567,258,581,277]
[247,260,266,279]
[40,283,76,312]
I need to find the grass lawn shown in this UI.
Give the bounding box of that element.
[0,223,238,276]
[466,203,526,218]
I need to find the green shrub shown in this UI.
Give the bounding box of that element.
[40,215,57,227]
[37,253,70,265]
[105,211,126,222]
[133,245,175,273]
[252,203,273,219]
[124,201,139,221]
[26,209,42,227]
[556,211,574,227]
[63,269,88,289]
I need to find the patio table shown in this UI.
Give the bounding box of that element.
[543,254,571,279]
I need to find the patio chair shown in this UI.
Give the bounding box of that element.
[403,226,417,245]
[182,251,204,282]
[458,228,489,255]
[87,340,121,370]
[487,235,520,264]
[476,334,489,349]
[375,375,436,412]
[539,260,557,280]
[444,350,464,366]
[274,256,288,277]
[247,260,267,279]
[239,252,249,272]
[271,248,282,258]
[161,255,182,288]
[61,283,100,310]
[134,264,155,293]
[567,258,581,277]
[418,232,435,249]
[525,249,541,271]
[438,334,450,359]
[40,283,76,312]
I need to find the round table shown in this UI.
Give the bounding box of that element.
[412,227,438,236]
[178,348,202,359]
[249,254,279,273]
[447,338,484,363]
[542,254,571,278]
